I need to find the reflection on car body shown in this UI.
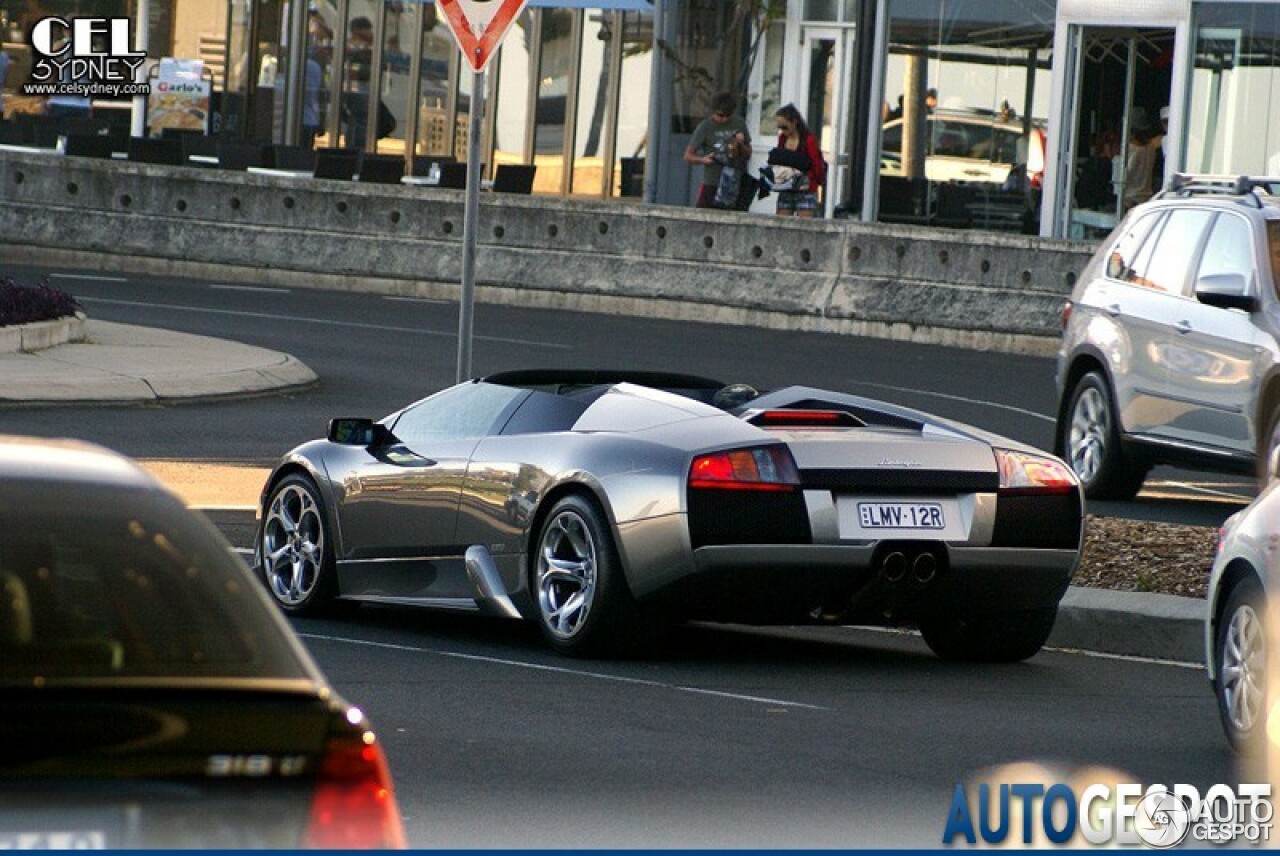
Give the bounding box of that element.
[254,370,1084,663]
[0,435,405,849]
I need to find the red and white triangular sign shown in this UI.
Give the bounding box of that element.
[436,0,530,73]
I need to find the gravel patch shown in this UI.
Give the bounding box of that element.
[1075,515,1217,600]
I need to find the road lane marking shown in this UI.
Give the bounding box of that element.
[49,273,128,282]
[300,632,830,711]
[1041,646,1202,670]
[210,284,292,294]
[1143,480,1252,502]
[82,297,572,350]
[384,295,450,305]
[846,380,1055,424]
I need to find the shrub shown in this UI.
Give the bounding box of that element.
[0,277,82,327]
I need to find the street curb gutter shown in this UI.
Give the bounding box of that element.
[1050,587,1206,665]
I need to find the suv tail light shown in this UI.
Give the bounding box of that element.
[689,445,800,492]
[306,725,406,849]
[1061,300,1073,329]
[995,449,1077,495]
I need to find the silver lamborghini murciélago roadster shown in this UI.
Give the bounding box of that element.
[254,370,1083,661]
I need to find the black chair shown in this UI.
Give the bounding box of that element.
[410,154,456,177]
[357,153,405,184]
[270,144,317,172]
[181,133,220,167]
[0,121,26,145]
[492,164,536,194]
[436,162,469,189]
[313,149,359,180]
[127,137,184,166]
[59,116,111,138]
[216,141,269,170]
[64,133,116,159]
[29,119,62,149]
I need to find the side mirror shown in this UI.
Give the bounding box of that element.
[327,418,394,447]
[1195,272,1259,312]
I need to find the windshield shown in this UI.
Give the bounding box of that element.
[0,484,311,683]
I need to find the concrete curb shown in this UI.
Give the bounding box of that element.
[0,319,317,404]
[1049,587,1205,664]
[0,313,87,354]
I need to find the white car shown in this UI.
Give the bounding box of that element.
[1206,449,1278,752]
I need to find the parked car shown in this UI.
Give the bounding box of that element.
[254,370,1083,662]
[0,436,405,849]
[880,108,1046,187]
[1056,174,1280,499]
[1206,447,1279,752]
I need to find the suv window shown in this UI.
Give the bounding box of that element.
[1268,221,1280,296]
[1126,209,1213,293]
[1197,213,1256,296]
[1106,211,1162,279]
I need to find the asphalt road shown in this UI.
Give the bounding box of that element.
[3,267,1257,847]
[1,265,1255,527]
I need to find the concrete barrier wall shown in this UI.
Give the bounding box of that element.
[0,152,1097,354]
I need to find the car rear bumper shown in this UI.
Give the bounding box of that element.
[682,543,1076,624]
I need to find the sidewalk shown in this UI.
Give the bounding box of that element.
[0,318,1208,666]
[0,319,316,403]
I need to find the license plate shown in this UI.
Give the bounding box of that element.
[856,502,945,530]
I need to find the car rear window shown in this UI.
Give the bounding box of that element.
[0,485,310,682]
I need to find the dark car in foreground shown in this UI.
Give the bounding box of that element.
[0,436,405,849]
[255,370,1084,663]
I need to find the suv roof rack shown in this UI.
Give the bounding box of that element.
[1159,172,1280,207]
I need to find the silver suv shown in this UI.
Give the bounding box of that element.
[1055,174,1280,499]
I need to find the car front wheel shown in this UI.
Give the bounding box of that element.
[260,474,339,615]
[1215,578,1268,754]
[1060,371,1146,500]
[919,608,1057,663]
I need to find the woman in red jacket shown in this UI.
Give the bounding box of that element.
[769,104,826,218]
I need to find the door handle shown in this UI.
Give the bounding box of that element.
[1106,303,1122,317]
[1175,320,1192,335]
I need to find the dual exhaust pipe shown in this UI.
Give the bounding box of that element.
[878,547,941,586]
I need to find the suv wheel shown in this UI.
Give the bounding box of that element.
[1060,371,1146,500]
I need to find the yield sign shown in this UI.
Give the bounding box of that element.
[436,0,530,73]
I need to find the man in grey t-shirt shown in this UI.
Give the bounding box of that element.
[684,91,750,209]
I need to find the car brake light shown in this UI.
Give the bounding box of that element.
[748,409,864,428]
[995,449,1077,495]
[306,729,406,849]
[1061,300,1073,329]
[689,446,800,492]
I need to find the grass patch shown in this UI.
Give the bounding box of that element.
[0,276,82,327]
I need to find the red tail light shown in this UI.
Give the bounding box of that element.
[1061,300,1073,329]
[689,446,801,492]
[748,409,863,428]
[995,449,1077,496]
[306,728,406,849]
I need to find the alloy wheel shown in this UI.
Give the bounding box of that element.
[1221,602,1267,735]
[536,510,598,640]
[262,483,326,606]
[1068,386,1109,484]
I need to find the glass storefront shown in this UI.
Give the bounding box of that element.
[1187,3,1280,175]
[877,0,1055,232]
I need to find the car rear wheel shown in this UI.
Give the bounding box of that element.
[1061,371,1146,500]
[260,475,339,616]
[533,495,654,657]
[919,608,1057,663]
[1215,578,1267,754]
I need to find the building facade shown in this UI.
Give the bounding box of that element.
[3,0,1280,237]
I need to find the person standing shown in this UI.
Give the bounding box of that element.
[1122,107,1160,211]
[769,104,825,218]
[683,91,750,209]
[341,16,374,149]
[0,47,10,117]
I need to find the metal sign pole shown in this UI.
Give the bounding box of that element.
[456,61,484,383]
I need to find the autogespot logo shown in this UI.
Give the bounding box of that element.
[942,782,1272,847]
[21,17,148,97]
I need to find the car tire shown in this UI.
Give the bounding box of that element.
[1257,408,1280,490]
[919,608,1057,663]
[532,494,656,657]
[260,474,341,616]
[1060,371,1146,500]
[1214,577,1268,754]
